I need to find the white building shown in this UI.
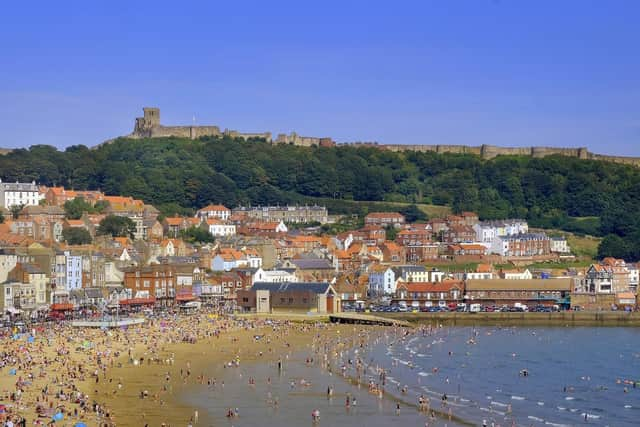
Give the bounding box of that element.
[0,180,40,209]
[473,220,529,243]
[500,268,532,280]
[196,204,231,221]
[368,266,396,295]
[205,219,236,237]
[0,251,18,283]
[628,263,639,293]
[550,237,570,254]
[65,251,83,291]
[252,268,297,284]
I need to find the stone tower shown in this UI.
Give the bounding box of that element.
[133,107,161,137]
[143,107,160,127]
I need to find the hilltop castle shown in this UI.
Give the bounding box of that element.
[122,107,640,166]
[128,107,335,147]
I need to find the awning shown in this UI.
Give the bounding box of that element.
[119,297,156,306]
[50,303,74,311]
[176,294,196,302]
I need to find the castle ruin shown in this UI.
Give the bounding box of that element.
[130,107,272,141]
[121,107,640,167]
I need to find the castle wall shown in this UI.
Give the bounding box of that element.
[122,107,640,167]
[148,125,222,139]
[225,130,272,142]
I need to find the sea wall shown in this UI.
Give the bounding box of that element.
[381,311,640,326]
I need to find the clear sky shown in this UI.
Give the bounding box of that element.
[1,0,639,155]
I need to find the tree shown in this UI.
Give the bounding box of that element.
[179,226,215,244]
[398,204,427,223]
[64,197,94,219]
[93,200,110,213]
[385,225,398,241]
[9,204,23,220]
[62,227,93,245]
[597,234,630,260]
[97,215,137,239]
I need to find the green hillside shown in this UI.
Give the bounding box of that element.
[1,136,639,259]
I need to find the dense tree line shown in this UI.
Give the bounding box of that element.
[1,137,639,259]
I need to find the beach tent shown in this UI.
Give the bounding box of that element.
[52,412,63,421]
[74,423,87,427]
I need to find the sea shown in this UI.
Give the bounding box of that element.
[181,326,640,426]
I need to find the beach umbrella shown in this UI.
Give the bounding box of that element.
[74,423,87,427]
[52,412,63,421]
[9,368,16,375]
[27,336,35,343]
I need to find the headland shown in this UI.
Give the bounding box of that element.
[105,107,640,167]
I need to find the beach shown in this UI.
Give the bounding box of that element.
[0,312,388,426]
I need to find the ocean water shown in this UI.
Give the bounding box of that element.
[377,326,640,427]
[182,327,640,426]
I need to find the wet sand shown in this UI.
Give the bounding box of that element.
[94,316,353,426]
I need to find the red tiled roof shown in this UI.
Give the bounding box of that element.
[199,204,230,212]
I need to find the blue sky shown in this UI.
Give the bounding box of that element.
[1,0,639,155]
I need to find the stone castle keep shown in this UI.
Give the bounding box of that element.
[125,107,640,166]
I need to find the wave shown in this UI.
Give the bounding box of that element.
[480,407,506,416]
[580,413,600,419]
[490,401,508,407]
[511,395,525,400]
[528,415,544,422]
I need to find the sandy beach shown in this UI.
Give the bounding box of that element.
[0,312,366,426]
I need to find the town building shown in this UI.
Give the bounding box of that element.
[196,204,231,221]
[583,264,613,294]
[395,280,463,307]
[473,220,529,243]
[368,265,396,296]
[499,268,533,280]
[550,237,570,254]
[252,267,297,284]
[0,180,40,209]
[204,218,236,237]
[465,264,494,280]
[237,282,338,313]
[364,212,405,227]
[490,233,550,257]
[233,205,328,224]
[464,278,572,308]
